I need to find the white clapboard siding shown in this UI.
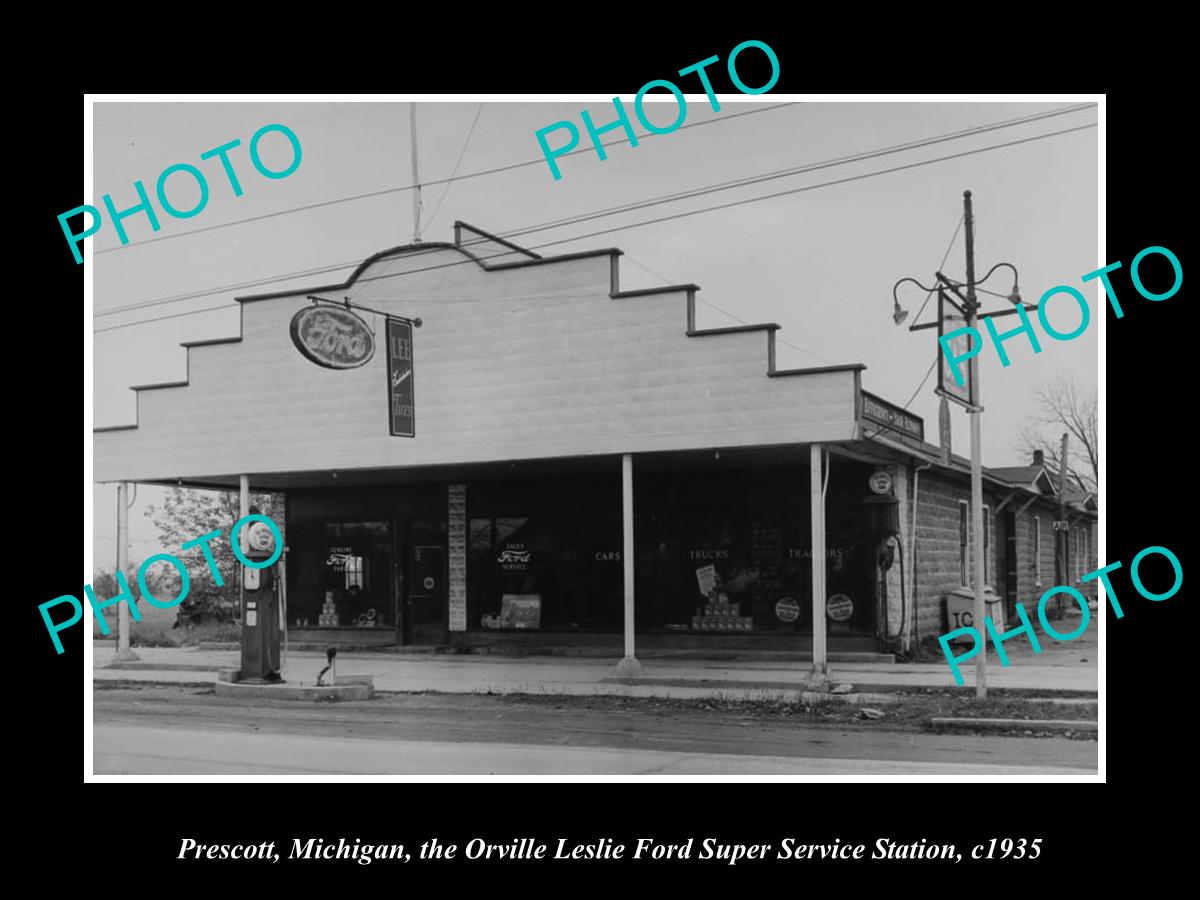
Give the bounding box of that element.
[94,228,861,484]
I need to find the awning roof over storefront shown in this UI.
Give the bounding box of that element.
[94,224,873,487]
[865,430,1098,516]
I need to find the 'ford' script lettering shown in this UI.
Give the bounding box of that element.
[289,306,376,369]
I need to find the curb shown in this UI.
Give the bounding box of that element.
[851,683,1098,698]
[93,668,1097,700]
[214,670,375,701]
[104,662,220,672]
[930,717,1097,732]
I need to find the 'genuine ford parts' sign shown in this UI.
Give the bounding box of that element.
[290,305,376,369]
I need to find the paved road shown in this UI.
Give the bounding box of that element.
[94,725,1093,776]
[92,687,1096,777]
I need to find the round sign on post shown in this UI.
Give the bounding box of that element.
[826,593,854,622]
[869,470,893,495]
[775,597,800,623]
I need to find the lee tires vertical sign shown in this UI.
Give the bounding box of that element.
[386,317,415,437]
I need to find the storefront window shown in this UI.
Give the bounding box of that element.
[469,516,553,630]
[638,463,876,635]
[288,521,393,628]
[639,473,798,633]
[466,514,621,630]
[462,461,879,637]
[559,515,622,630]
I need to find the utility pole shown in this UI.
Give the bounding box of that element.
[893,192,1024,698]
[115,482,139,661]
[1055,431,1070,595]
[410,103,422,242]
[962,190,988,699]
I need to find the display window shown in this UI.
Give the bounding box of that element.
[288,521,393,628]
[468,514,621,630]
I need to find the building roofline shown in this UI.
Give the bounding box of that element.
[865,431,1098,511]
[234,238,623,304]
[94,223,867,437]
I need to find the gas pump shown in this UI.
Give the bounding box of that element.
[237,510,283,683]
[862,472,903,647]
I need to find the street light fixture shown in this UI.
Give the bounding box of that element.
[890,191,1022,700]
[975,262,1022,306]
[890,276,940,327]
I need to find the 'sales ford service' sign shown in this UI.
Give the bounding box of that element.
[386,316,415,437]
[290,306,376,369]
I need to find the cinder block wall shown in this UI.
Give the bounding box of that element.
[911,470,1020,641]
[916,474,1097,638]
[912,473,971,640]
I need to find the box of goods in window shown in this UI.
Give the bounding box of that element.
[318,591,339,627]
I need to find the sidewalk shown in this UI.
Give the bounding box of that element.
[92,629,1098,699]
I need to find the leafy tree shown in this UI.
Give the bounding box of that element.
[145,487,280,624]
[91,564,157,609]
[90,564,173,632]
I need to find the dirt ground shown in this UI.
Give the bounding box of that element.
[95,680,1096,740]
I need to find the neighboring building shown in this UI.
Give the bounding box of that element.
[901,446,1098,644]
[94,224,1098,661]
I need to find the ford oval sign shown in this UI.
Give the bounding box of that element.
[290,306,376,369]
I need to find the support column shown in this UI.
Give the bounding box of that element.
[614,453,642,676]
[809,444,830,685]
[114,482,138,661]
[447,485,468,635]
[239,476,250,548]
[239,473,249,639]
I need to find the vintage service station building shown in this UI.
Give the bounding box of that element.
[94,224,1097,670]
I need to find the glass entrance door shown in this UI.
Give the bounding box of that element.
[404,520,447,645]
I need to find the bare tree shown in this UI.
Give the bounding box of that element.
[1017,376,1097,493]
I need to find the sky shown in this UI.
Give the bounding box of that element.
[89,97,1099,568]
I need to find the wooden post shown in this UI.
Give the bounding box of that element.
[809,444,829,683]
[1055,431,1071,613]
[114,482,139,661]
[1056,431,1070,585]
[410,103,422,242]
[239,474,249,622]
[964,190,987,699]
[614,453,643,676]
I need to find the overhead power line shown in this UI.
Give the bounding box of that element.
[426,104,485,230]
[95,107,1094,323]
[95,121,1097,334]
[908,215,965,328]
[863,215,973,441]
[476,104,1093,245]
[507,123,1097,255]
[94,102,797,257]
